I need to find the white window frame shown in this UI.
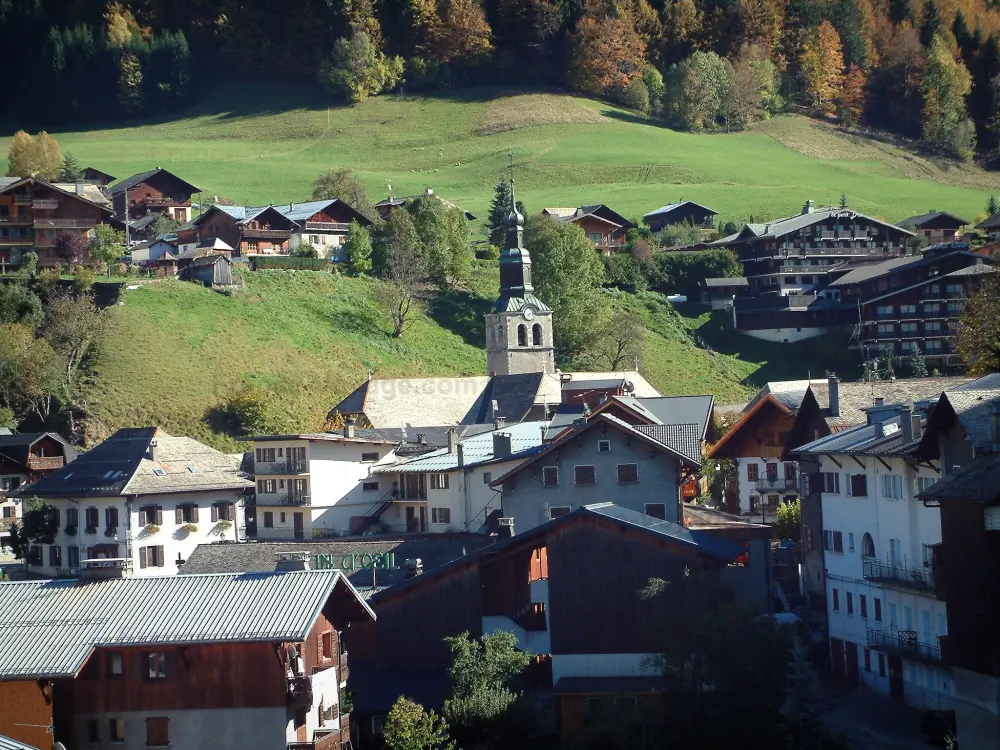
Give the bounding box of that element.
[597,440,611,454]
[430,473,450,490]
[541,466,558,487]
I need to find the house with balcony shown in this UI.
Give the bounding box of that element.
[794,402,952,710]
[642,200,718,233]
[0,431,76,552]
[899,210,969,244]
[374,188,476,222]
[193,204,299,256]
[0,176,116,269]
[281,199,374,259]
[0,560,373,750]
[13,427,251,577]
[541,205,634,254]
[346,502,769,746]
[109,168,201,224]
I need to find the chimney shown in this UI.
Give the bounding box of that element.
[289,202,293,211]
[573,417,588,430]
[275,551,310,572]
[447,428,458,453]
[827,374,840,418]
[416,433,425,444]
[493,432,512,459]
[802,200,815,215]
[497,517,514,539]
[149,438,159,462]
[457,443,465,467]
[76,182,85,195]
[344,416,356,439]
[493,416,506,430]
[874,397,885,408]
[911,413,922,442]
[900,404,913,443]
[404,558,423,578]
[992,403,1000,451]
[873,421,885,438]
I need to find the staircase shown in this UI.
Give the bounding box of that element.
[774,580,811,617]
[356,488,399,535]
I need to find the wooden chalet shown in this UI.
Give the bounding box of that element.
[0,177,115,269]
[194,205,297,256]
[82,167,116,187]
[347,503,769,746]
[899,210,970,244]
[541,205,634,254]
[642,200,718,232]
[109,169,201,223]
[0,565,373,750]
[0,431,76,547]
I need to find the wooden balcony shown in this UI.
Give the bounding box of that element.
[304,221,350,232]
[13,196,31,205]
[28,456,64,471]
[136,196,190,208]
[288,728,347,750]
[34,218,97,229]
[0,216,32,225]
[0,237,31,246]
[287,676,313,707]
[32,199,59,210]
[242,228,291,239]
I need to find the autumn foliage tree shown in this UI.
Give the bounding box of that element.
[921,33,976,159]
[800,21,845,115]
[957,275,1000,374]
[570,0,647,103]
[5,131,63,180]
[837,65,867,125]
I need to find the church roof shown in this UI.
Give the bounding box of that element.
[493,294,551,313]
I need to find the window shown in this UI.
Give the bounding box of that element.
[925,321,942,334]
[28,545,42,565]
[880,473,903,499]
[322,631,334,659]
[574,465,596,486]
[430,473,450,490]
[876,305,893,316]
[874,597,882,622]
[597,440,611,453]
[82,506,98,530]
[87,719,101,743]
[258,478,276,494]
[644,503,666,520]
[176,504,198,524]
[901,322,918,335]
[848,533,855,552]
[139,546,165,569]
[362,481,380,491]
[846,591,854,615]
[877,323,894,335]
[431,508,451,524]
[110,718,125,743]
[147,652,168,680]
[617,463,639,484]
[211,502,234,522]
[361,452,379,463]
[947,301,963,314]
[860,595,868,619]
[263,511,274,528]
[823,530,833,551]
[66,507,79,527]
[926,340,943,353]
[832,588,839,611]
[108,651,124,676]
[833,531,843,553]
[482,472,492,484]
[924,302,941,314]
[878,653,886,677]
[746,463,759,481]
[68,545,79,569]
[138,505,162,526]
[766,463,778,480]
[848,474,868,497]
[916,476,936,493]
[861,533,875,559]
[146,717,169,747]
[280,512,287,523]
[784,462,796,480]
[255,447,276,463]
[517,324,527,346]
[890,538,903,566]
[45,507,60,527]
[822,472,840,493]
[900,304,916,316]
[588,232,603,244]
[864,648,871,672]
[549,506,570,519]
[49,544,62,567]
[532,323,542,346]
[542,466,558,487]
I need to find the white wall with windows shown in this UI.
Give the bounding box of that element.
[735,456,800,521]
[819,452,952,710]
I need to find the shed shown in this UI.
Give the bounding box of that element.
[183,254,233,287]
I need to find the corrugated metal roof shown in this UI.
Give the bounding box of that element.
[0,570,362,679]
[372,421,545,474]
[642,200,717,219]
[0,735,38,750]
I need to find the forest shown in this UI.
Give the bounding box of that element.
[3,0,1000,160]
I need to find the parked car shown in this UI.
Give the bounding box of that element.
[920,709,956,747]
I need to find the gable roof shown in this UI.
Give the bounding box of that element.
[16,428,251,498]
[462,372,545,424]
[609,395,715,438]
[794,412,925,457]
[703,276,749,288]
[810,377,973,429]
[830,250,988,287]
[109,168,201,196]
[542,205,633,229]
[83,167,116,182]
[0,570,372,679]
[706,393,794,459]
[715,206,914,246]
[280,198,372,225]
[643,201,718,220]
[0,432,76,469]
[917,453,1000,504]
[0,177,113,214]
[977,212,1000,230]
[900,210,970,227]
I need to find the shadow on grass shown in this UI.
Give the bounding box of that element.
[426,289,492,347]
[203,405,241,440]
[328,306,389,339]
[599,109,663,128]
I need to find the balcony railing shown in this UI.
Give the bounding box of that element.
[137,196,190,207]
[27,455,64,471]
[304,221,350,232]
[0,216,32,225]
[287,676,313,707]
[32,199,59,210]
[0,517,17,530]
[867,628,943,664]
[862,558,935,592]
[13,196,31,205]
[255,460,308,475]
[256,493,311,507]
[754,477,797,493]
[34,218,97,229]
[242,228,292,239]
[288,728,348,750]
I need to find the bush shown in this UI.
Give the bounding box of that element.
[605,253,649,291]
[222,385,283,435]
[651,248,743,296]
[72,264,95,293]
[319,30,404,103]
[21,251,38,280]
[643,66,665,113]
[250,256,331,271]
[292,243,319,258]
[114,263,131,277]
[621,77,651,114]
[36,267,61,293]
[659,221,705,248]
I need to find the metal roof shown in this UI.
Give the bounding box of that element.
[717,206,914,245]
[939,388,1000,451]
[372,421,545,474]
[0,736,38,750]
[0,570,368,679]
[794,414,924,456]
[109,168,201,196]
[918,453,1000,504]
[703,276,749,288]
[642,200,717,219]
[899,210,971,227]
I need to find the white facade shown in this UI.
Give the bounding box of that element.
[288,230,348,261]
[742,326,829,343]
[819,451,952,710]
[28,491,245,578]
[735,455,800,523]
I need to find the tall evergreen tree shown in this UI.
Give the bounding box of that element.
[890,0,914,26]
[486,175,512,247]
[920,0,941,47]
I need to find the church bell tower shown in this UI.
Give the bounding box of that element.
[485,173,555,376]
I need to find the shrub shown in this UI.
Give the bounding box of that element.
[36,267,61,293]
[72,265,95,293]
[292,243,319,258]
[114,263,131,277]
[222,385,283,435]
[21,251,38,280]
[621,77,651,114]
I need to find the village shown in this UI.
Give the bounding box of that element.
[0,163,998,750]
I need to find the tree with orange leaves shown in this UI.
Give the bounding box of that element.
[837,65,867,125]
[428,0,493,62]
[800,21,845,115]
[569,0,647,100]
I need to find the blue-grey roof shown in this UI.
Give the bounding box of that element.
[0,570,370,679]
[634,423,703,463]
[937,389,1000,451]
[616,395,715,438]
[373,421,546,474]
[643,201,717,219]
[463,372,544,424]
[917,453,1000,504]
[0,735,37,750]
[281,199,342,222]
[793,412,930,456]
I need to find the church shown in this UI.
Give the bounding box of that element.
[329,180,658,429]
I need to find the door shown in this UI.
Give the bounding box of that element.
[830,638,846,682]
[845,641,860,688]
[419,506,427,533]
[293,512,304,540]
[405,506,417,533]
[888,655,905,702]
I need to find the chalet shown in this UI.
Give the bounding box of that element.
[81,167,116,187]
[642,201,718,233]
[13,427,253,577]
[899,210,969,244]
[109,168,201,223]
[0,432,76,552]
[0,564,374,750]
[282,199,374,259]
[541,205,634,254]
[732,293,848,343]
[345,503,770,745]
[700,276,749,309]
[976,211,1000,241]
[0,177,115,269]
[374,188,476,221]
[713,200,914,295]
[193,204,298,256]
[181,254,234,288]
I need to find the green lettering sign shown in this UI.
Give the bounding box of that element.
[313,551,398,571]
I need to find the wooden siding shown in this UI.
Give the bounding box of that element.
[480,547,533,618]
[198,209,242,251]
[72,642,288,712]
[547,517,715,655]
[558,693,663,742]
[711,399,797,459]
[0,679,55,749]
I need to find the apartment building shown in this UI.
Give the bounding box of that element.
[795,404,951,710]
[14,427,251,577]
[0,562,373,750]
[0,431,76,552]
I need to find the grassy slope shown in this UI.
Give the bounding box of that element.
[87,267,859,450]
[4,84,997,226]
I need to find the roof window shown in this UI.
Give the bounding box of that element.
[153,468,166,477]
[187,465,199,473]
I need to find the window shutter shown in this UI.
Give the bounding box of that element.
[175,507,183,524]
[134,652,145,681]
[211,504,218,522]
[139,547,148,569]
[156,507,163,525]
[165,651,178,678]
[139,508,148,526]
[228,503,235,521]
[192,506,199,522]
[156,546,165,567]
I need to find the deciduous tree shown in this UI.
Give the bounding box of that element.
[837,64,867,125]
[569,0,647,101]
[664,51,736,130]
[375,210,425,337]
[344,220,374,274]
[800,21,845,115]
[729,42,780,129]
[922,33,975,159]
[384,697,454,750]
[312,168,374,217]
[6,131,63,179]
[588,306,644,370]
[319,28,404,104]
[89,223,126,277]
[0,324,62,422]
[54,231,88,266]
[428,0,493,63]
[957,274,1000,374]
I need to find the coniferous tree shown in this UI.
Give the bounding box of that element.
[920,0,941,47]
[987,195,999,217]
[59,153,84,182]
[486,175,512,247]
[890,0,915,26]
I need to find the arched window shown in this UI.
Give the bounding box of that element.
[532,323,542,346]
[861,533,876,559]
[517,324,527,346]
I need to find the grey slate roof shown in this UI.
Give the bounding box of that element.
[719,206,914,246]
[807,377,971,429]
[899,210,970,227]
[977,212,1000,230]
[830,254,927,286]
[372,421,545,474]
[634,423,703,463]
[643,201,718,219]
[463,372,544,424]
[615,395,715,438]
[703,276,749,287]
[0,736,38,750]
[17,429,251,498]
[917,453,1000,504]
[939,388,1000,451]
[0,432,76,469]
[181,536,493,589]
[794,414,924,456]
[0,570,367,679]
[109,168,201,196]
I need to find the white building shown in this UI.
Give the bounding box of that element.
[15,427,252,577]
[797,403,952,710]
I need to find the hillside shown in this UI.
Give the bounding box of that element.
[4,86,997,226]
[84,267,858,451]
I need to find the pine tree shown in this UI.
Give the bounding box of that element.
[840,192,849,208]
[487,175,512,247]
[59,153,84,182]
[987,195,999,217]
[907,345,929,377]
[890,0,915,26]
[920,0,941,47]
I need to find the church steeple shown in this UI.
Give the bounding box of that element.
[498,175,533,298]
